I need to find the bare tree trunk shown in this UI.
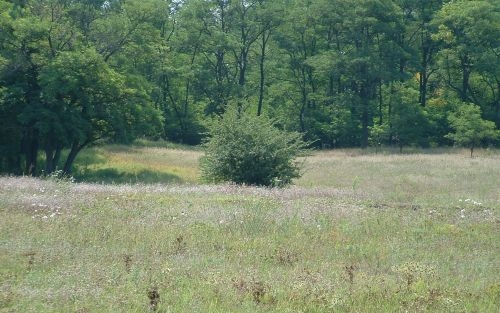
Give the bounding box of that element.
[63,140,89,175]
[257,30,270,116]
[24,130,39,176]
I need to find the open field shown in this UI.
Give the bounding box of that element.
[1,147,499,312]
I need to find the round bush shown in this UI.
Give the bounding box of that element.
[200,108,308,187]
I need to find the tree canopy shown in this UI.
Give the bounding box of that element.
[0,0,498,175]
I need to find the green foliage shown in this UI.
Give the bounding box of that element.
[1,0,500,176]
[200,106,308,186]
[389,83,430,150]
[446,102,498,156]
[368,123,389,148]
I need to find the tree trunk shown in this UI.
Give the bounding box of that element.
[360,83,370,149]
[361,103,369,149]
[23,130,39,176]
[238,48,248,87]
[419,70,428,107]
[419,39,429,107]
[63,141,87,175]
[300,69,307,133]
[45,148,55,174]
[460,56,470,102]
[257,30,270,116]
[7,154,22,175]
[54,145,62,170]
[44,143,61,174]
[378,80,383,125]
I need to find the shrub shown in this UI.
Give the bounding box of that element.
[200,107,308,187]
[446,102,499,157]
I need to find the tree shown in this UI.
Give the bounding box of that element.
[388,83,429,151]
[298,0,409,147]
[446,102,498,157]
[2,0,499,176]
[39,48,161,174]
[0,0,60,175]
[396,0,444,107]
[200,105,308,186]
[0,0,162,175]
[254,0,282,116]
[272,0,324,138]
[432,0,500,125]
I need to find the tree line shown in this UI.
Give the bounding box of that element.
[1,0,499,175]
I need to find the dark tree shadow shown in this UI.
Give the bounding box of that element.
[73,168,182,184]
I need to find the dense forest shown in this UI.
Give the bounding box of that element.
[1,0,499,175]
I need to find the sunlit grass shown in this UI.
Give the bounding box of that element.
[72,144,200,184]
[1,146,499,312]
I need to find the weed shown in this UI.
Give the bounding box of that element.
[122,254,132,273]
[147,286,160,311]
[22,251,37,270]
[232,278,269,304]
[174,234,187,253]
[273,248,299,266]
[344,264,357,285]
[251,281,266,304]
[392,262,436,290]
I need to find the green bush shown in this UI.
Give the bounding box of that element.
[446,102,499,157]
[200,107,308,187]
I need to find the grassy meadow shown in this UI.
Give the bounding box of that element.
[1,145,499,312]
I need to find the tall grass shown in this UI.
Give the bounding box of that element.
[0,147,498,312]
[299,149,500,208]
